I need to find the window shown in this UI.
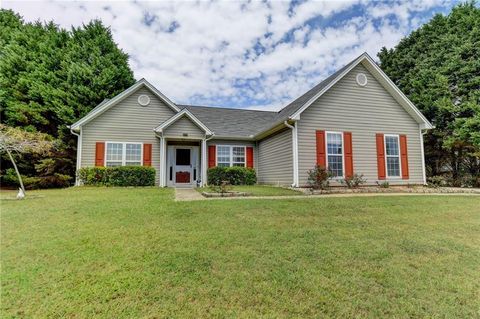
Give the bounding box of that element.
[176,148,191,166]
[125,144,142,166]
[385,135,400,177]
[326,132,343,177]
[216,145,246,167]
[106,142,142,167]
[232,147,245,167]
[217,146,231,167]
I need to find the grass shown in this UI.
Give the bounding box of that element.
[196,184,303,196]
[1,188,479,318]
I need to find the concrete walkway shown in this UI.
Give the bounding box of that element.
[174,188,479,202]
[175,188,206,201]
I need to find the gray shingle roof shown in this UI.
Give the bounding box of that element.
[182,105,277,137]
[182,57,358,138]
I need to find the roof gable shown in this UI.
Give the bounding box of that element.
[70,79,180,131]
[154,109,214,135]
[284,53,433,129]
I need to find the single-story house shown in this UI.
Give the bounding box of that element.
[70,52,433,187]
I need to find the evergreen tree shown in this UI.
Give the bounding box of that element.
[378,2,480,186]
[0,10,135,185]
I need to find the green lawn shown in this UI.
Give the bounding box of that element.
[196,185,303,196]
[1,188,479,318]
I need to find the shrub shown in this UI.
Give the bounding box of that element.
[341,173,366,188]
[427,175,447,188]
[207,166,256,186]
[1,168,71,189]
[78,166,155,186]
[307,165,332,190]
[209,180,233,194]
[376,181,390,188]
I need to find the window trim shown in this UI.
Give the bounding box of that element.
[384,134,402,178]
[216,145,246,168]
[325,131,344,179]
[105,141,143,167]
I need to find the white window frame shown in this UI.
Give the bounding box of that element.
[105,141,143,167]
[384,134,402,178]
[325,131,344,179]
[216,145,246,167]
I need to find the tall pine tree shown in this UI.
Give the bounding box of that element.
[378,2,480,186]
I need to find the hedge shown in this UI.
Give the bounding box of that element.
[78,166,156,186]
[207,166,256,185]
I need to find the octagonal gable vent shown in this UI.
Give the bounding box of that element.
[138,94,150,106]
[356,73,368,87]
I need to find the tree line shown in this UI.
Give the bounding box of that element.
[1,2,479,188]
[0,9,135,188]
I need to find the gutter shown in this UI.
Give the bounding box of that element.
[284,120,299,188]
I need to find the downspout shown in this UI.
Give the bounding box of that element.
[420,128,428,185]
[284,121,299,188]
[69,126,82,186]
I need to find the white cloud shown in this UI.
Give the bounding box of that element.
[3,0,454,111]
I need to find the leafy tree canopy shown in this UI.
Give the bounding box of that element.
[378,1,480,183]
[0,9,135,184]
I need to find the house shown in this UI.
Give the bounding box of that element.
[70,53,433,187]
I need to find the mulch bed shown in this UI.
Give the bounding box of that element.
[303,186,480,195]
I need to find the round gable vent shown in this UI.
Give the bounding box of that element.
[356,73,368,86]
[138,94,150,106]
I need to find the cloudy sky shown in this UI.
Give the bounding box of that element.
[4,0,458,111]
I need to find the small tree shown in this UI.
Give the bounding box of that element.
[307,165,332,190]
[0,125,53,196]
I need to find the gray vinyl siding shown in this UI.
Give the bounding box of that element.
[80,87,176,185]
[297,63,424,186]
[207,139,257,169]
[163,115,205,138]
[257,128,293,185]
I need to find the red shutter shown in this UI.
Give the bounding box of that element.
[316,130,326,168]
[208,145,216,168]
[143,144,152,166]
[95,142,105,167]
[376,133,386,180]
[400,135,409,179]
[246,147,254,168]
[344,132,353,178]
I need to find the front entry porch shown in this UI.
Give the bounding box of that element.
[159,139,209,188]
[167,141,200,187]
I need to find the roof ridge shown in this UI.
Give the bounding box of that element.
[181,104,277,114]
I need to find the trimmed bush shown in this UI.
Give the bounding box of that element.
[78,166,155,187]
[1,168,71,189]
[208,166,256,186]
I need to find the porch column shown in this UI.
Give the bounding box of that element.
[201,138,207,186]
[159,137,166,187]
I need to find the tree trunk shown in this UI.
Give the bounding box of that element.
[6,148,26,194]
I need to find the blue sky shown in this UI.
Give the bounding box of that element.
[4,0,460,111]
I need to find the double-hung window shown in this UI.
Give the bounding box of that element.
[326,132,343,177]
[106,142,142,167]
[385,135,400,177]
[216,145,246,167]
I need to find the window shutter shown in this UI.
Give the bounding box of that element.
[344,132,353,178]
[208,145,216,168]
[316,130,326,168]
[400,135,409,179]
[95,142,105,167]
[143,144,152,166]
[246,147,254,168]
[375,133,386,180]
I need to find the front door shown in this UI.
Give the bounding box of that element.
[175,148,192,184]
